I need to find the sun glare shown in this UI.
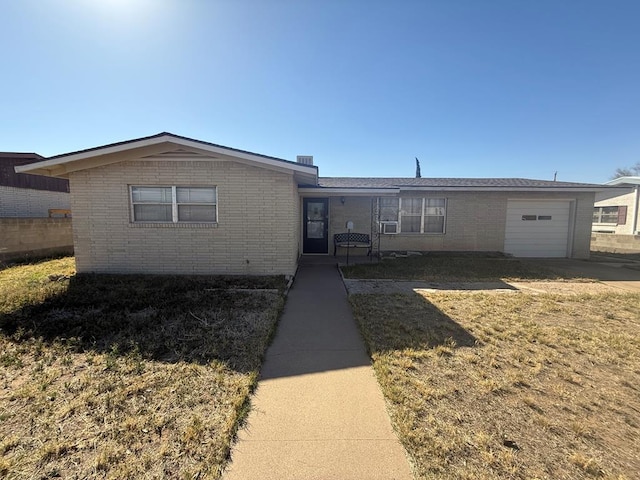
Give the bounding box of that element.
[77,0,170,36]
[82,0,160,21]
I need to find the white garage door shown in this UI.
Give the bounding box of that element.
[504,200,571,257]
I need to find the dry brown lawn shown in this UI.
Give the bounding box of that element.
[341,254,569,281]
[0,257,285,479]
[350,291,640,480]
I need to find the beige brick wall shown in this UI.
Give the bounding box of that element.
[0,218,73,262]
[0,185,70,217]
[69,159,299,276]
[326,191,594,258]
[326,196,374,256]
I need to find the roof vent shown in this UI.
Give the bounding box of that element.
[296,155,313,166]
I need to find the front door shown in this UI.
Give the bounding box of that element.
[303,198,329,254]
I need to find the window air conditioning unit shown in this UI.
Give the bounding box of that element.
[380,221,398,234]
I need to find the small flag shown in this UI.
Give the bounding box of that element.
[415,158,421,178]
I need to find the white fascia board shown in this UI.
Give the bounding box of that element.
[298,187,400,195]
[15,136,172,173]
[16,134,318,177]
[605,176,640,186]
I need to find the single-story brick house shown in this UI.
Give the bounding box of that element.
[17,132,604,276]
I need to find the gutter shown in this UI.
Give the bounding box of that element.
[302,186,618,194]
[381,186,609,193]
[633,185,640,235]
[298,187,401,195]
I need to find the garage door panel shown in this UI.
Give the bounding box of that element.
[504,200,571,258]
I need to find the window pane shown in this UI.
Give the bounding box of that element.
[379,197,399,221]
[177,187,216,204]
[134,204,172,222]
[178,205,216,222]
[401,216,421,233]
[424,216,445,233]
[401,198,422,215]
[132,187,172,203]
[425,198,445,208]
[424,206,445,215]
[307,202,325,221]
[600,206,618,223]
[307,221,324,239]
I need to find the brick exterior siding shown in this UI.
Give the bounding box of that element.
[325,191,594,258]
[69,159,299,276]
[0,185,70,217]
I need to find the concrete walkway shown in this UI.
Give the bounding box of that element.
[535,258,640,292]
[223,264,413,480]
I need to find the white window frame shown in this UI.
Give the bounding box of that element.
[130,185,218,223]
[592,206,618,225]
[380,221,399,234]
[378,197,447,234]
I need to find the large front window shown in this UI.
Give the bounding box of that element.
[131,186,217,223]
[379,197,446,234]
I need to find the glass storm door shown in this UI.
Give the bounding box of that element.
[303,198,329,254]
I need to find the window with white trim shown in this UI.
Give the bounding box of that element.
[592,206,626,225]
[131,186,217,223]
[378,197,446,234]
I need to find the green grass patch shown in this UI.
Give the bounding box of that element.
[0,257,286,479]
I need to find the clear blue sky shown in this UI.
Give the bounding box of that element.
[1,0,639,183]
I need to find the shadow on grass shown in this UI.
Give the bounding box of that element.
[350,290,479,355]
[341,253,573,281]
[591,251,640,262]
[0,273,286,372]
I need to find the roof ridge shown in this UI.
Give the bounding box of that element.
[41,132,311,169]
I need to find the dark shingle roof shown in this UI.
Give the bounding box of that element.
[317,177,603,189]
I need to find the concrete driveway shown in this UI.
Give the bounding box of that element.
[533,256,640,292]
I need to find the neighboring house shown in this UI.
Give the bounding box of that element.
[0,152,70,217]
[17,132,604,276]
[592,176,640,235]
[1,153,73,263]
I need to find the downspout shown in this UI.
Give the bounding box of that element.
[632,185,640,235]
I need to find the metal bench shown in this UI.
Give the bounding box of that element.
[333,232,371,257]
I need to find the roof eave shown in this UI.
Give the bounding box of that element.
[397,186,608,192]
[15,133,318,179]
[605,176,640,186]
[310,185,609,193]
[298,187,400,195]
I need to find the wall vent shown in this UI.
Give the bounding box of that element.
[296,155,313,166]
